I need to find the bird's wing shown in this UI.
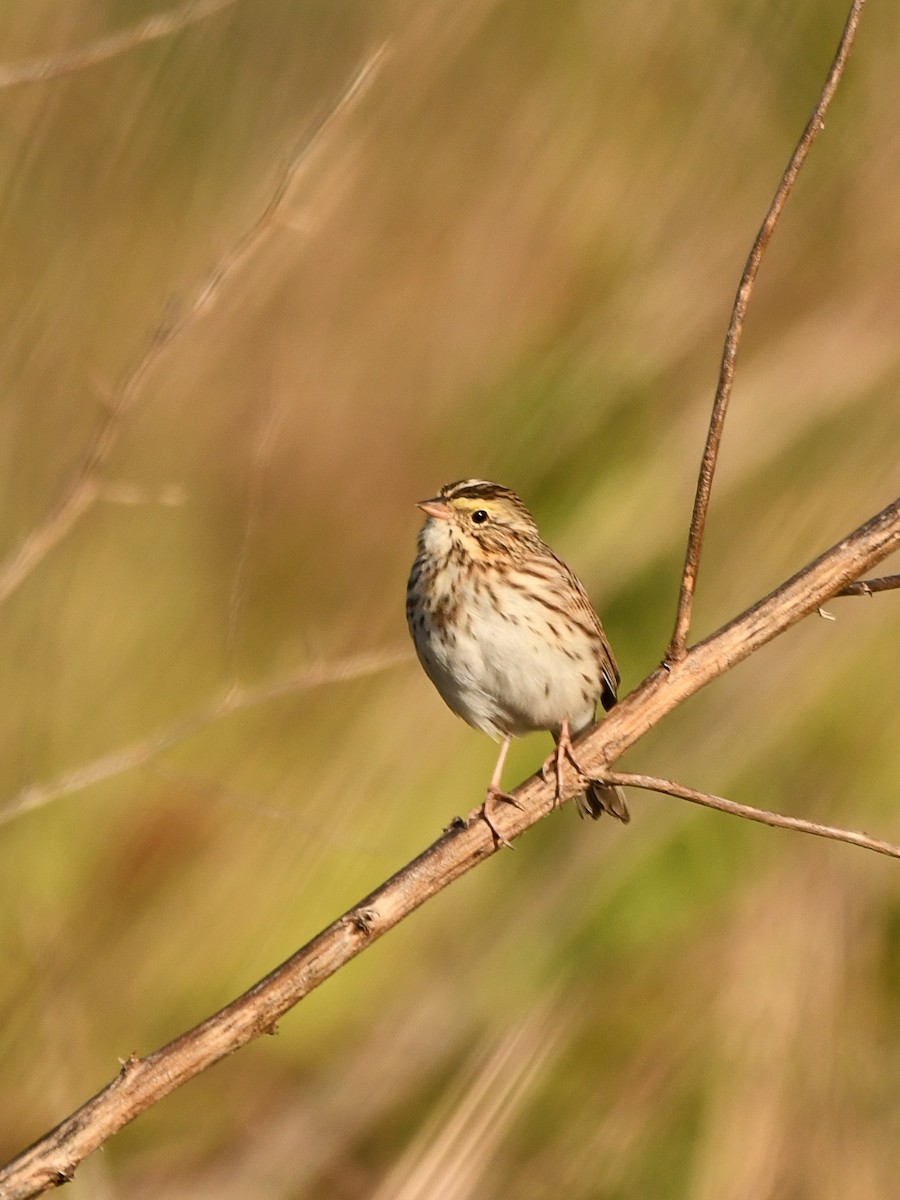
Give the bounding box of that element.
[543,548,620,708]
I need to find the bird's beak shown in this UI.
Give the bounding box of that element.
[417,497,452,520]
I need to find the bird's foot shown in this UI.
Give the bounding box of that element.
[469,785,522,849]
[544,719,592,808]
[540,757,565,806]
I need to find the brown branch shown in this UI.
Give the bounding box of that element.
[667,0,867,662]
[0,645,410,828]
[0,0,238,90]
[2,495,897,1199]
[603,772,900,861]
[0,43,389,609]
[835,573,900,597]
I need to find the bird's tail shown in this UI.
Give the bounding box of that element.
[576,781,630,823]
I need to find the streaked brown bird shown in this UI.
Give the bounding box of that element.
[406,479,628,842]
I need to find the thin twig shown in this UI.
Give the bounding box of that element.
[835,573,900,596]
[667,0,867,662]
[603,772,900,862]
[1,494,897,1199]
[0,43,389,609]
[0,646,410,827]
[0,0,238,90]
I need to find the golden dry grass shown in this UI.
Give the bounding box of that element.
[1,1,899,1196]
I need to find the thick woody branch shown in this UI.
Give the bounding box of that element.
[2,494,897,1200]
[667,0,866,661]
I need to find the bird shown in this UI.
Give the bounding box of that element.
[406,479,628,843]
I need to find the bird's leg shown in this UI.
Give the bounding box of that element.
[487,733,514,797]
[471,735,521,848]
[545,717,588,806]
[558,717,587,774]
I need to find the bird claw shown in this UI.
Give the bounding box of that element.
[546,720,595,808]
[541,757,567,808]
[468,786,520,849]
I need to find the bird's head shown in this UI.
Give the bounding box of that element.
[416,479,540,560]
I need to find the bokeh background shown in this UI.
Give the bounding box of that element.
[1,1,899,1196]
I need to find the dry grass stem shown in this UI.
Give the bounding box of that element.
[225,369,286,679]
[0,42,389,609]
[0,646,410,827]
[0,0,239,90]
[667,0,867,661]
[370,998,564,1200]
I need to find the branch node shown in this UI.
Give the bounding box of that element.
[347,907,378,935]
[116,1053,141,1079]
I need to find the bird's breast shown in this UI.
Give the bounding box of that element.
[410,557,601,738]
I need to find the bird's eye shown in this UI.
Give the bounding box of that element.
[471,509,489,524]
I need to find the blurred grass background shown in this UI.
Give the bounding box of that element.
[1,1,899,1196]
